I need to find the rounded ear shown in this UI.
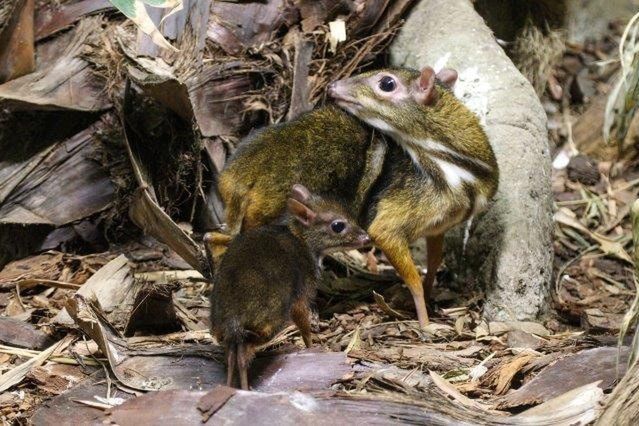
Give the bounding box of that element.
[436,68,458,89]
[415,66,438,105]
[286,198,316,226]
[290,184,311,203]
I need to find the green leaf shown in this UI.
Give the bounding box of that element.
[142,0,181,6]
[109,0,138,19]
[108,0,181,52]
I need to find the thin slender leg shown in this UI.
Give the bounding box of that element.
[423,234,444,301]
[217,175,248,236]
[369,226,428,328]
[237,342,255,390]
[237,343,251,390]
[290,300,313,348]
[225,343,236,387]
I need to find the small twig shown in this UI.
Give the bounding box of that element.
[1,279,82,290]
[70,399,113,411]
[83,335,113,400]
[0,345,104,367]
[554,246,598,304]
[341,320,421,340]
[562,104,578,156]
[14,285,25,310]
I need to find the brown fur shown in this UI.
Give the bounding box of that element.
[218,105,385,235]
[332,67,499,327]
[210,225,317,390]
[215,67,498,329]
[210,188,369,389]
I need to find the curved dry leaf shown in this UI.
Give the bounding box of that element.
[488,321,550,337]
[0,340,62,393]
[108,0,179,51]
[514,381,603,426]
[429,370,493,412]
[372,291,406,319]
[146,0,183,25]
[495,354,535,395]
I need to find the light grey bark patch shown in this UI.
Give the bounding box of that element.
[389,0,553,321]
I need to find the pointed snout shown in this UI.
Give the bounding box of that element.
[328,80,351,100]
[327,81,339,98]
[328,79,361,112]
[357,233,372,247]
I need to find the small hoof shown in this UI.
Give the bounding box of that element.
[416,328,433,342]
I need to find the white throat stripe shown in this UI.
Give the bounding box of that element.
[366,118,397,134]
[412,138,492,170]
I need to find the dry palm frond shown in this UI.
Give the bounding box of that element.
[512,20,565,96]
[602,204,639,422]
[108,0,182,51]
[0,1,12,31]
[604,12,639,152]
[618,199,639,367]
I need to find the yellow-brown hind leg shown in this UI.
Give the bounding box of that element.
[243,190,281,231]
[218,176,248,236]
[369,225,429,328]
[203,232,233,263]
[290,300,313,348]
[423,234,444,300]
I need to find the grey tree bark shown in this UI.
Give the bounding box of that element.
[389,0,553,320]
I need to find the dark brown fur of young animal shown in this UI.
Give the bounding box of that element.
[210,185,370,390]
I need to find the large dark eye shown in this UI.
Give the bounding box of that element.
[330,220,346,234]
[379,76,396,92]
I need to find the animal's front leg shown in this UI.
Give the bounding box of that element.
[290,299,313,348]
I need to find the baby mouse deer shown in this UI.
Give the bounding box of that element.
[210,184,370,390]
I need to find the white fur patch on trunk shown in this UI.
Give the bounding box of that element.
[432,157,476,188]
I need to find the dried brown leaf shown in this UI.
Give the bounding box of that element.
[429,370,493,411]
[0,340,61,393]
[372,291,406,319]
[494,354,535,395]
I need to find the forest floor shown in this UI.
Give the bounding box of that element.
[1,15,637,426]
